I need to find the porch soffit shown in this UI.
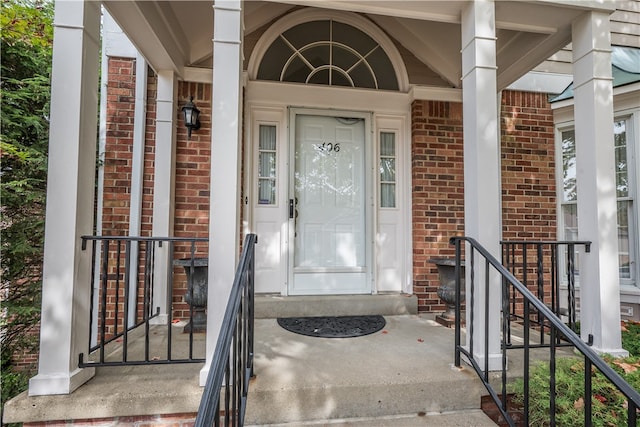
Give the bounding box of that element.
[103,0,614,89]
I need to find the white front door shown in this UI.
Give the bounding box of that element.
[289,113,370,294]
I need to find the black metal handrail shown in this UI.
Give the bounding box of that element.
[451,236,640,427]
[79,235,208,366]
[195,233,257,427]
[501,240,591,348]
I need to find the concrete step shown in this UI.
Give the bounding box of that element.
[254,294,418,318]
[245,315,492,426]
[246,409,496,426]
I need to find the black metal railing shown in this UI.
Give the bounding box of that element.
[501,240,591,347]
[195,233,257,427]
[79,235,208,366]
[451,236,640,427]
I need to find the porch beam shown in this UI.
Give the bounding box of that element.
[572,11,626,356]
[460,0,502,371]
[201,0,244,386]
[151,70,178,325]
[28,0,101,395]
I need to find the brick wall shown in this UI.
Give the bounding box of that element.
[411,100,465,312]
[172,82,212,319]
[410,92,557,313]
[500,90,557,303]
[103,57,136,235]
[500,90,557,241]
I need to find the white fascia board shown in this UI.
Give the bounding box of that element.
[410,85,462,103]
[183,67,212,84]
[508,71,573,94]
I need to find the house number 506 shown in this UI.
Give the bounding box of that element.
[317,142,340,153]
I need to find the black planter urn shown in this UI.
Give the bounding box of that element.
[429,258,465,328]
[174,257,208,333]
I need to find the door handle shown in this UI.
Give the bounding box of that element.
[289,199,294,219]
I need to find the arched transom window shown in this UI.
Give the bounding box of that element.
[257,20,399,91]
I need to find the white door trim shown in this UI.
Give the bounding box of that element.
[245,82,413,296]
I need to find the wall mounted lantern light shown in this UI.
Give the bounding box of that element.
[182,96,201,139]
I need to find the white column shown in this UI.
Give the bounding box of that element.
[572,12,626,356]
[201,0,243,385]
[29,0,101,395]
[151,70,178,325]
[128,53,149,325]
[461,0,502,371]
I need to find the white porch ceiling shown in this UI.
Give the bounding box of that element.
[102,0,615,90]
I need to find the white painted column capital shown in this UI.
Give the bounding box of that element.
[201,0,244,386]
[461,0,502,371]
[29,0,101,395]
[572,12,626,356]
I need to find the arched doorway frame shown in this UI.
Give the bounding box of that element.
[244,8,413,296]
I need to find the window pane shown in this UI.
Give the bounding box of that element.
[283,21,329,49]
[380,132,396,208]
[380,133,395,156]
[331,68,353,87]
[258,179,276,205]
[259,125,276,151]
[257,38,292,81]
[618,200,631,279]
[257,20,398,90]
[258,125,277,205]
[282,56,311,83]
[562,130,577,202]
[348,61,376,89]
[259,152,275,178]
[614,120,628,198]
[303,45,330,68]
[562,204,578,241]
[562,203,581,275]
[381,184,396,208]
[380,158,395,182]
[332,21,377,55]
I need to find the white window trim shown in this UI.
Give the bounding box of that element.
[555,109,639,289]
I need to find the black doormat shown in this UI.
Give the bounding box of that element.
[277,315,386,338]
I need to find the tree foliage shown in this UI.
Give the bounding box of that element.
[1,0,53,408]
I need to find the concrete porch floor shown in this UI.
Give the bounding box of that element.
[246,314,496,426]
[4,295,497,426]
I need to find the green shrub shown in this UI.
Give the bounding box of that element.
[510,322,640,426]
